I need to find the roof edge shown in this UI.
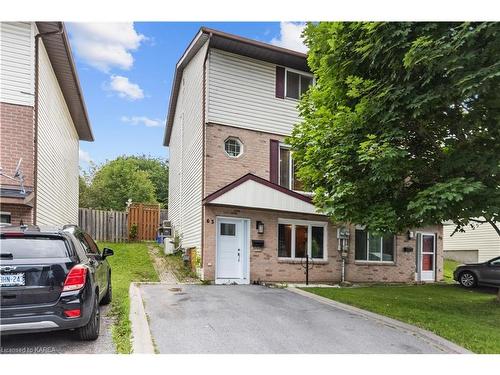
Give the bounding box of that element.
[36,22,94,142]
[203,173,313,205]
[163,27,309,147]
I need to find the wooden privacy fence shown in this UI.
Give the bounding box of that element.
[78,208,128,242]
[128,203,160,241]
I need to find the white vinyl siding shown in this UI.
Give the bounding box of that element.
[0,22,35,106]
[36,38,79,225]
[168,41,207,249]
[207,49,301,136]
[443,221,500,262]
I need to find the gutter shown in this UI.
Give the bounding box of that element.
[33,23,63,224]
[200,32,212,267]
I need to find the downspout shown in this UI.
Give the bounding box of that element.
[33,23,63,224]
[200,33,212,269]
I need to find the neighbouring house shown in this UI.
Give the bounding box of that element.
[163,28,443,284]
[443,221,500,263]
[0,22,93,226]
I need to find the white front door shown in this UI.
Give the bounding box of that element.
[216,217,249,284]
[417,233,436,282]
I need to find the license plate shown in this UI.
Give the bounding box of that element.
[0,273,25,287]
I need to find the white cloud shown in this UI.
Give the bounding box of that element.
[69,23,146,72]
[121,116,162,128]
[108,75,144,100]
[270,22,307,53]
[79,149,92,164]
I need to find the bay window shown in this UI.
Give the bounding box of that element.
[278,219,327,260]
[355,229,395,262]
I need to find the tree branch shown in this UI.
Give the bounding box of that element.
[485,218,500,238]
[450,225,461,237]
[469,218,488,223]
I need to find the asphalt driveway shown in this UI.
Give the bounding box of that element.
[140,284,449,354]
[0,305,115,354]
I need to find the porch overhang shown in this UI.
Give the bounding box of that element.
[203,174,321,215]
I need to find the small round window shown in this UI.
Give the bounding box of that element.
[224,137,243,158]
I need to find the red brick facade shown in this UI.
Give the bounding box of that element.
[0,102,35,224]
[201,122,444,284]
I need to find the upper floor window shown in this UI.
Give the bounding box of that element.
[279,144,304,191]
[355,229,395,262]
[286,69,313,100]
[224,137,243,158]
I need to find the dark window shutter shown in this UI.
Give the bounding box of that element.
[275,66,285,99]
[355,229,367,261]
[270,139,279,184]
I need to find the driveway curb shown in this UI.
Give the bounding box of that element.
[129,282,155,354]
[287,287,472,354]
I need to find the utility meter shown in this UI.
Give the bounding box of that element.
[337,226,350,255]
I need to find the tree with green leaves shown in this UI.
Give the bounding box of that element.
[83,158,157,211]
[289,22,500,237]
[123,155,169,208]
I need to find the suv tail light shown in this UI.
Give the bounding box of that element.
[63,265,87,291]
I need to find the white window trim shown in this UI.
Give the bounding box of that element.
[284,68,314,101]
[355,230,396,263]
[278,143,311,194]
[224,137,244,158]
[277,218,328,261]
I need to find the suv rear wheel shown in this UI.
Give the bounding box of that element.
[77,293,100,340]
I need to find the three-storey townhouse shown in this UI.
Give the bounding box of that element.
[164,28,443,284]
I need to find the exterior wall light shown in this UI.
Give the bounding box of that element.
[256,221,264,234]
[407,230,415,240]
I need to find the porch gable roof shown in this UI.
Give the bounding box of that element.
[203,173,321,215]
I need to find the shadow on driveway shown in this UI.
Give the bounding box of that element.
[0,305,115,354]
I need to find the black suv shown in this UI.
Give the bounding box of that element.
[0,225,113,340]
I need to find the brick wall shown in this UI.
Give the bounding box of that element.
[202,204,443,283]
[204,123,285,196]
[0,203,33,225]
[203,205,341,283]
[0,102,35,188]
[345,225,444,283]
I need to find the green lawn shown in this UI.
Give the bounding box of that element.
[302,284,500,353]
[99,242,159,353]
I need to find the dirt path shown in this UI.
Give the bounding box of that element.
[148,245,179,283]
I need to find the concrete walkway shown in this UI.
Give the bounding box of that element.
[138,284,462,354]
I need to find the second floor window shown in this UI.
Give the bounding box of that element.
[286,70,313,100]
[279,145,304,191]
[224,137,243,158]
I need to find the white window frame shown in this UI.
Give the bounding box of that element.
[224,137,243,158]
[278,143,311,194]
[284,68,314,101]
[277,218,328,261]
[355,230,396,263]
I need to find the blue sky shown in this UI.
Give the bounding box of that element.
[68,22,306,172]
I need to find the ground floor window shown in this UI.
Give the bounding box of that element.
[278,219,327,260]
[355,229,395,262]
[0,212,11,224]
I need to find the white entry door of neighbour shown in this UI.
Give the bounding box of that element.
[417,233,436,282]
[216,217,249,284]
